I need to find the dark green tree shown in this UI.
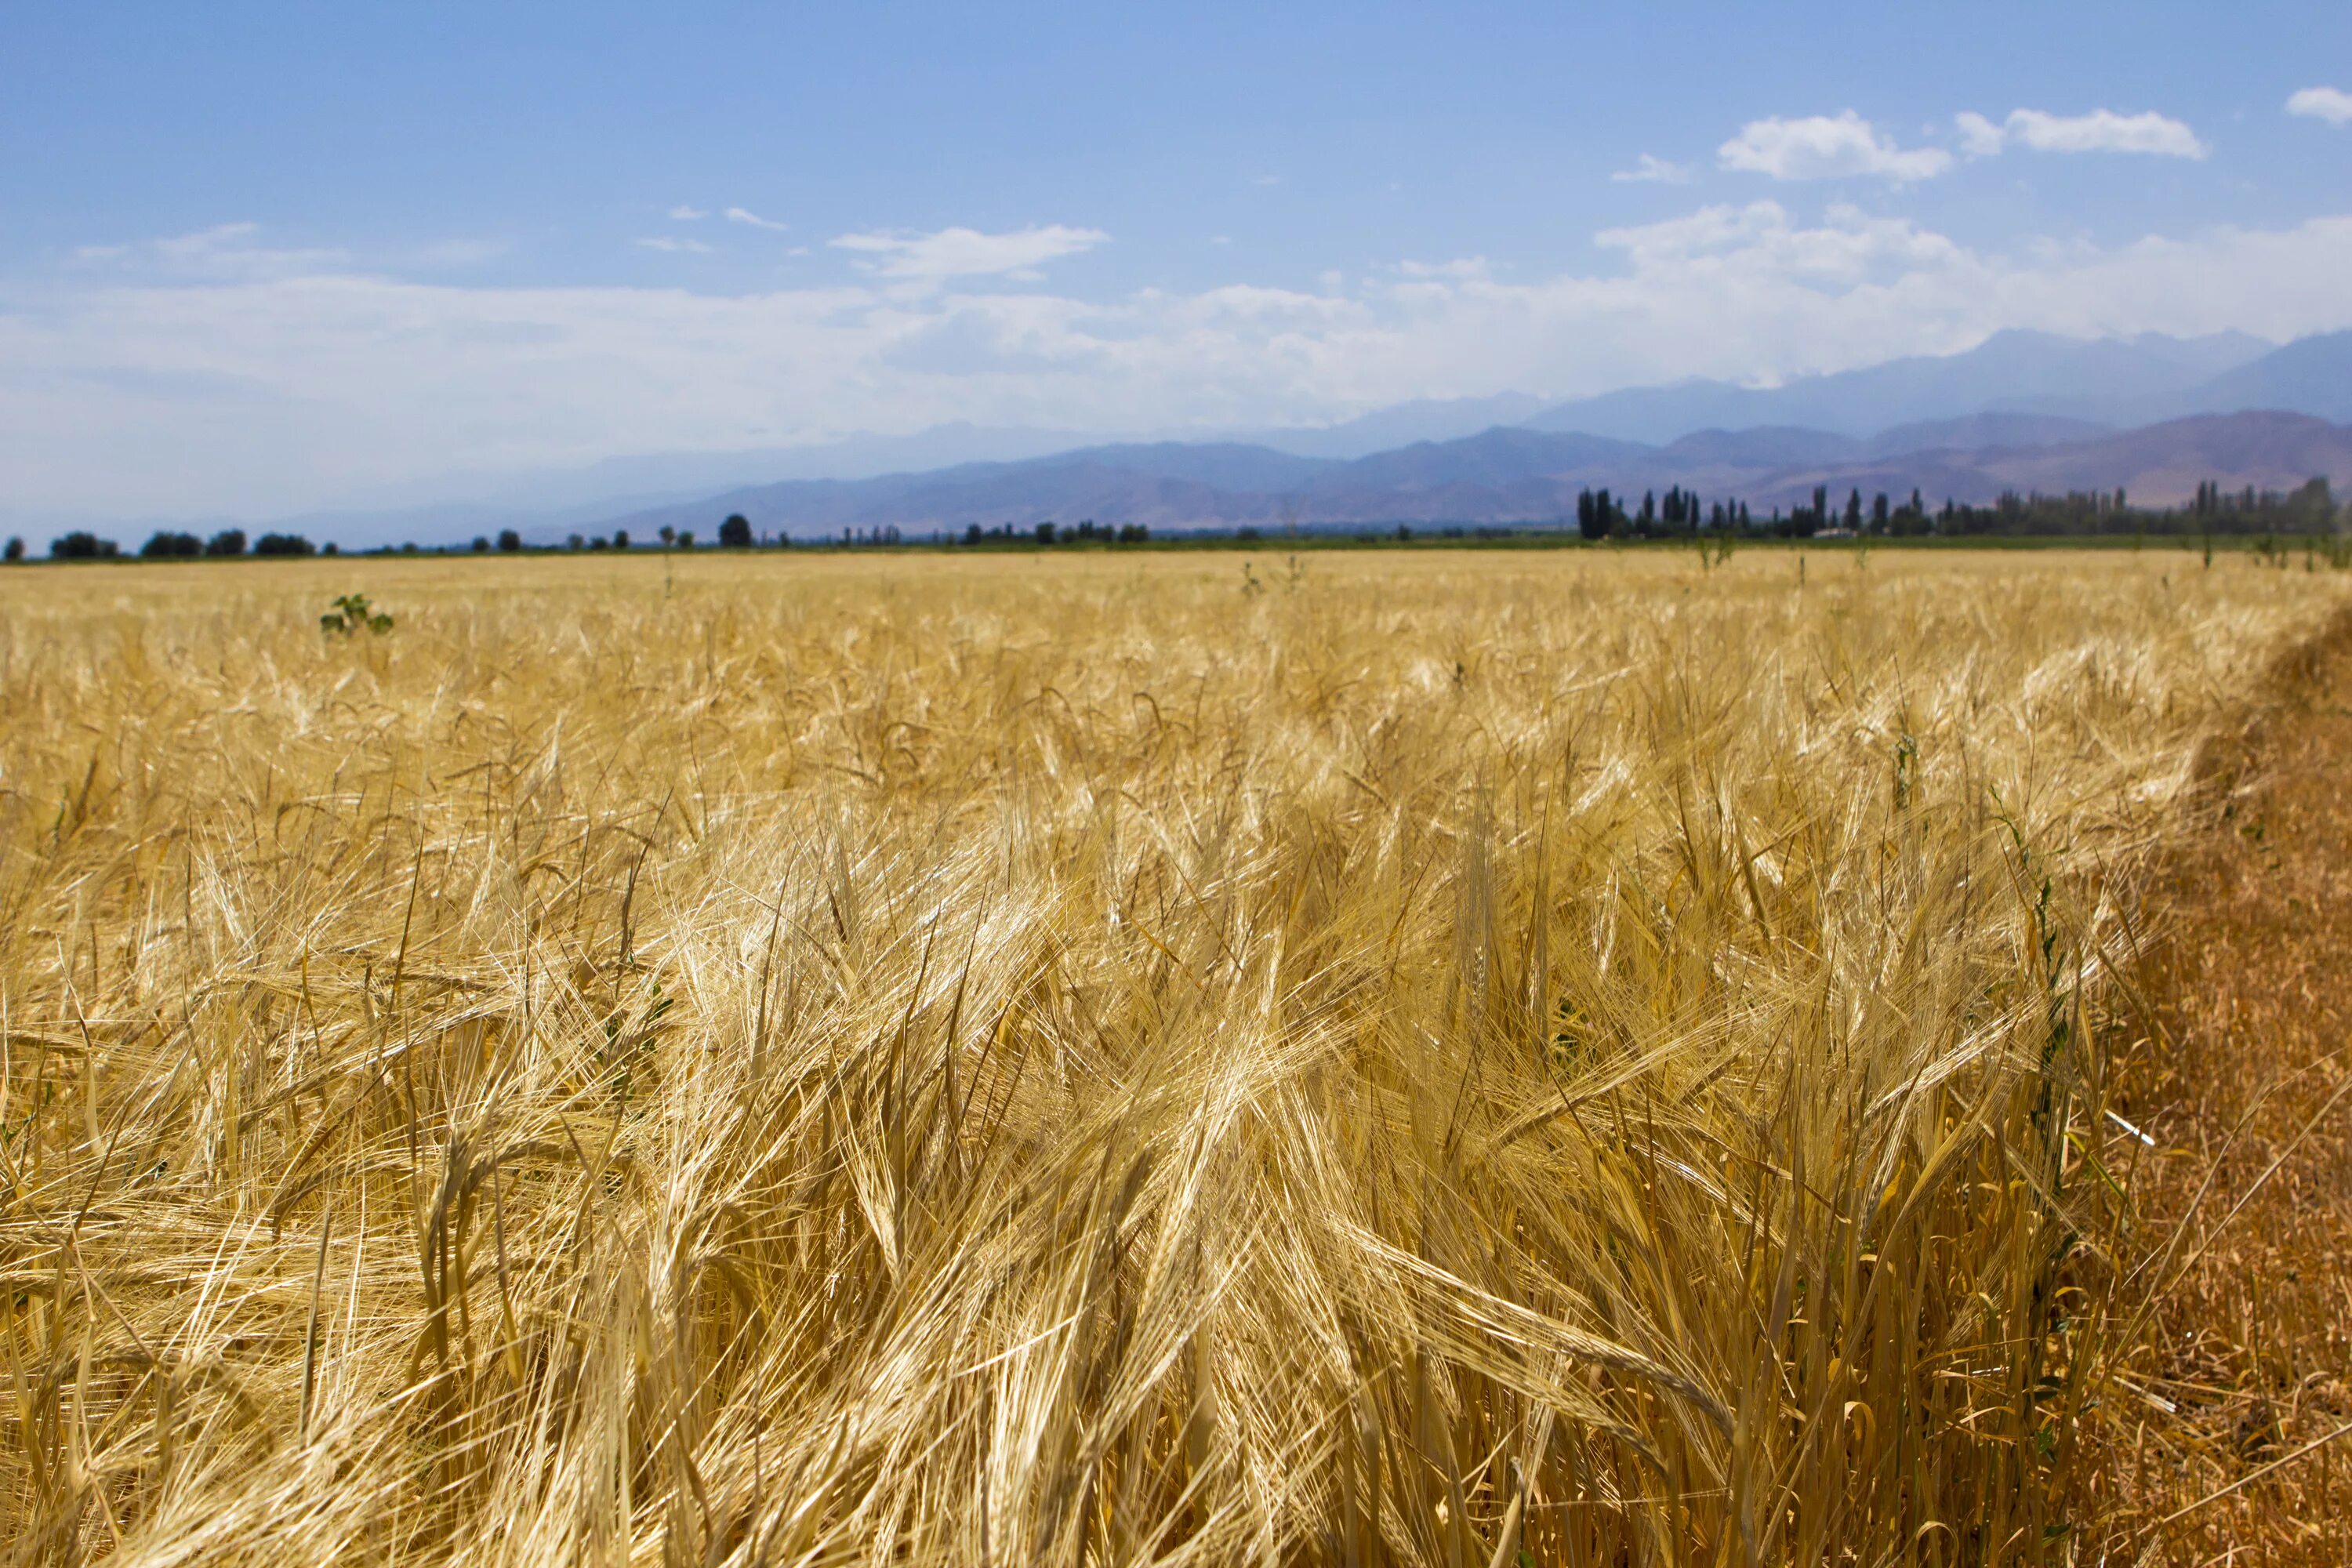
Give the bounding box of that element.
[140,531,203,558]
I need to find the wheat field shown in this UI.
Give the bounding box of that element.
[0,548,2340,1566]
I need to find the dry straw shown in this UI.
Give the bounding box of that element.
[0,549,2340,1565]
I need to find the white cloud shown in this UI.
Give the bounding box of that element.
[635,236,713,254]
[1594,201,1965,286]
[1594,201,1793,265]
[9,207,2352,518]
[1958,107,2206,159]
[2012,108,2204,157]
[828,224,1109,281]
[1955,111,2007,159]
[2288,86,2352,126]
[725,206,788,231]
[669,205,710,221]
[1718,113,1953,183]
[1611,154,1695,185]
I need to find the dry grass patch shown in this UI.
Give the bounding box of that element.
[0,549,2341,1565]
[2082,608,2352,1562]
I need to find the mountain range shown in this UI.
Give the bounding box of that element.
[472,326,2352,541]
[1508,329,2284,444]
[599,410,2352,540]
[13,328,2349,547]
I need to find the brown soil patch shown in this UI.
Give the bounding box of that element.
[2086,610,2352,1561]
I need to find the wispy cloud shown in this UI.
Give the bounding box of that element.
[828,223,1109,281]
[668,205,710,220]
[410,238,511,269]
[1611,154,1694,185]
[72,221,353,278]
[156,222,265,260]
[74,224,504,279]
[726,206,788,231]
[1717,113,1951,183]
[636,235,713,254]
[2288,86,2352,126]
[1957,107,2205,158]
[1396,257,1490,280]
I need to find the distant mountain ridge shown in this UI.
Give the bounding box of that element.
[2190,332,2352,425]
[586,330,2350,539]
[597,410,2352,540]
[1517,329,2279,442]
[20,328,2351,549]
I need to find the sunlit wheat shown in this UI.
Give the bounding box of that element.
[0,550,2340,1566]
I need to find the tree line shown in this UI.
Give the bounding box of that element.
[962,519,1151,546]
[11,478,2342,564]
[31,529,329,561]
[1570,477,2343,541]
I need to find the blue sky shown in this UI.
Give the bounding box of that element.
[5,1,2350,517]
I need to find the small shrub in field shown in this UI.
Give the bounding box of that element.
[319,593,394,637]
